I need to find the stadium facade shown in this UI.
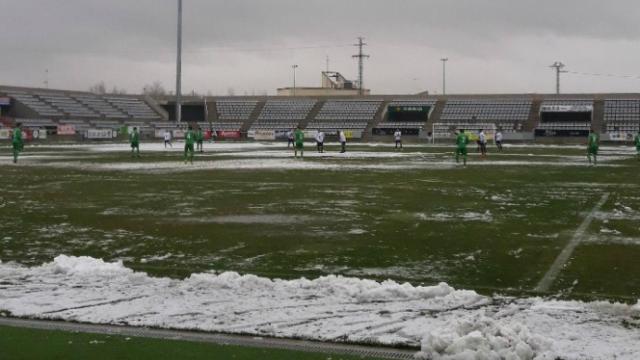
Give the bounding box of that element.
[1,84,639,143]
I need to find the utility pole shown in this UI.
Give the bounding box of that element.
[550,61,567,94]
[176,0,183,123]
[440,58,448,95]
[44,69,49,89]
[352,37,369,96]
[326,55,330,73]
[292,64,298,96]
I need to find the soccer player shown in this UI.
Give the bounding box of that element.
[455,129,469,166]
[495,130,503,152]
[478,129,487,158]
[587,128,599,166]
[339,130,347,153]
[12,123,23,164]
[164,130,172,148]
[315,130,325,153]
[287,129,294,148]
[196,126,204,153]
[184,125,195,164]
[130,127,140,158]
[294,126,304,158]
[394,129,402,150]
[635,130,640,160]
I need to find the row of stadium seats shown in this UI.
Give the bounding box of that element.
[249,99,317,131]
[440,100,531,122]
[216,100,258,120]
[536,122,591,130]
[315,100,382,121]
[7,90,162,120]
[306,121,369,131]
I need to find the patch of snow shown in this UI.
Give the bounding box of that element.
[417,210,493,223]
[1,256,640,359]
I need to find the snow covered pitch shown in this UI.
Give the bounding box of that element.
[1,141,640,359]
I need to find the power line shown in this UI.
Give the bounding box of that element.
[566,70,640,80]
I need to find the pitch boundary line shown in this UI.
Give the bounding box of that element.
[0,317,416,360]
[535,192,610,293]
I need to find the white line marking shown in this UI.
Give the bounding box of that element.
[535,193,610,293]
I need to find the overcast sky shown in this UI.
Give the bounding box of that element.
[2,0,640,95]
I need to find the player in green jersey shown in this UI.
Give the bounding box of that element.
[634,130,640,160]
[129,127,140,158]
[196,126,204,153]
[12,123,23,164]
[294,126,304,158]
[184,125,195,164]
[455,129,469,166]
[587,129,599,166]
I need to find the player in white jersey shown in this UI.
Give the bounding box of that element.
[339,130,347,153]
[315,130,325,153]
[164,130,172,148]
[478,129,487,157]
[394,129,402,150]
[495,130,503,152]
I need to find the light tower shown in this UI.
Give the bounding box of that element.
[352,37,370,96]
[175,0,183,123]
[292,64,299,96]
[440,58,449,95]
[550,61,567,94]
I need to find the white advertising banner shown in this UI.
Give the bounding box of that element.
[253,130,275,140]
[173,129,185,138]
[155,129,173,138]
[540,105,593,113]
[0,128,10,139]
[303,130,318,139]
[608,132,635,141]
[31,128,47,140]
[86,129,114,139]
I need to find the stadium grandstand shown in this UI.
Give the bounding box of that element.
[2,84,640,143]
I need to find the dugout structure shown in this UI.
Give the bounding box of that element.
[535,100,593,137]
[373,100,435,136]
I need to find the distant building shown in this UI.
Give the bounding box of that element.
[277,71,370,96]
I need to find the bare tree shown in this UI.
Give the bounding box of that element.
[110,86,127,95]
[142,81,167,97]
[89,81,107,94]
[227,87,235,96]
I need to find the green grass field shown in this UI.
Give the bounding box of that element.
[2,142,639,302]
[0,325,379,360]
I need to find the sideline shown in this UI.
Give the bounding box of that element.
[0,317,416,360]
[535,193,610,293]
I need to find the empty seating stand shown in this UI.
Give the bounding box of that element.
[213,100,259,131]
[7,91,64,117]
[73,94,127,119]
[307,99,382,131]
[249,99,316,131]
[104,96,161,120]
[14,118,56,128]
[604,99,640,133]
[36,92,99,118]
[440,99,531,132]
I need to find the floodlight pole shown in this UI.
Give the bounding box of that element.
[292,64,298,96]
[176,0,183,123]
[550,61,567,94]
[440,58,448,95]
